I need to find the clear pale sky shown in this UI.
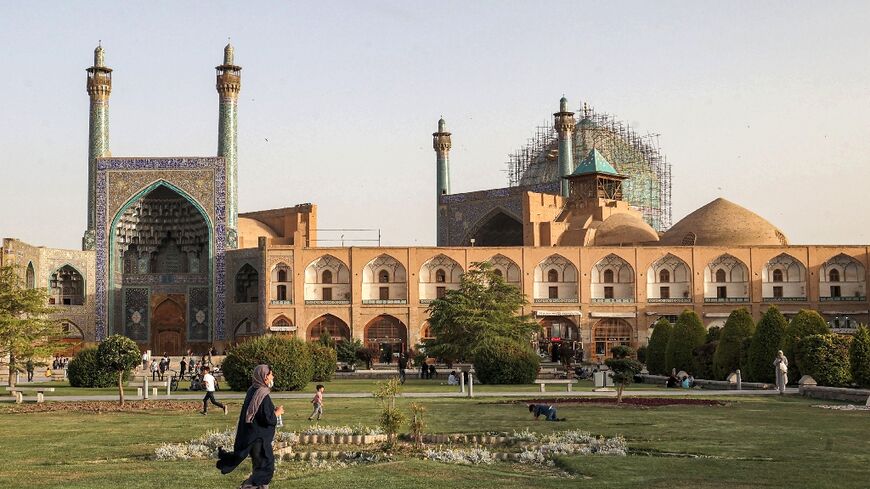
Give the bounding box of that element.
[1,1,869,248]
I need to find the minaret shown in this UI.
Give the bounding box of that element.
[216,43,241,248]
[83,44,112,250]
[432,117,451,197]
[553,96,576,198]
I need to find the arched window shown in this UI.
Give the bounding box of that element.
[277,269,287,282]
[322,269,333,284]
[378,270,390,283]
[603,269,614,284]
[49,265,84,305]
[829,269,840,282]
[659,269,670,283]
[235,264,259,303]
[25,262,35,289]
[547,269,559,282]
[308,314,351,343]
[276,285,287,301]
[715,269,727,283]
[435,269,446,283]
[772,269,783,282]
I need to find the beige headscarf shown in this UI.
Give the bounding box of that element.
[244,364,272,423]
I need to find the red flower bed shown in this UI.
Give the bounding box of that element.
[3,400,203,414]
[508,397,725,407]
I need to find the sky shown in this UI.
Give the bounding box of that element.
[1,1,869,248]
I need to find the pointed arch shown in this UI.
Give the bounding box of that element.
[25,262,35,289]
[466,207,523,247]
[533,254,578,302]
[364,314,408,361]
[591,254,634,302]
[235,263,259,303]
[48,264,85,306]
[308,314,350,343]
[270,261,292,302]
[646,253,691,302]
[362,254,408,303]
[592,318,634,360]
[419,254,463,302]
[704,254,749,302]
[820,253,866,301]
[487,254,521,284]
[304,254,351,303]
[761,253,807,301]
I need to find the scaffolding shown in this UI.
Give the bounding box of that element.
[505,103,672,231]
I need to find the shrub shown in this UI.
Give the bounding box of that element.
[849,325,870,388]
[645,318,672,375]
[636,345,648,365]
[310,343,337,382]
[795,334,852,387]
[472,336,540,385]
[336,338,362,365]
[714,308,755,379]
[692,341,719,380]
[705,326,722,342]
[784,310,830,381]
[745,306,787,382]
[373,378,405,444]
[222,335,312,391]
[665,310,706,374]
[68,347,125,388]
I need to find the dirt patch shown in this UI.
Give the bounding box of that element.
[2,400,203,414]
[503,397,726,407]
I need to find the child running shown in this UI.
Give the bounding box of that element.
[308,384,324,421]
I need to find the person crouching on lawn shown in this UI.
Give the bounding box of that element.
[529,403,564,421]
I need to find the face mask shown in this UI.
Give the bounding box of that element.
[267,379,274,388]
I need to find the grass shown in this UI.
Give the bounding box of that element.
[0,394,867,488]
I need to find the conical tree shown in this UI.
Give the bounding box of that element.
[713,308,755,379]
[645,318,672,375]
[783,309,829,381]
[848,325,870,388]
[665,310,706,374]
[745,306,787,382]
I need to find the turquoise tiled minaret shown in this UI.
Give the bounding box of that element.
[216,43,241,248]
[554,96,576,198]
[433,117,451,198]
[83,44,112,250]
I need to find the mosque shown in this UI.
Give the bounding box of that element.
[2,45,867,362]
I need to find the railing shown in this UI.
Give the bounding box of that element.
[533,298,579,303]
[591,298,634,304]
[647,298,692,303]
[305,300,351,305]
[269,300,293,305]
[820,296,867,302]
[762,297,807,302]
[703,297,750,303]
[362,299,408,305]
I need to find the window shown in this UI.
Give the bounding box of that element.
[717,286,727,299]
[772,269,783,282]
[25,263,35,289]
[773,286,783,299]
[659,269,670,283]
[547,269,559,282]
[378,270,390,283]
[436,286,446,298]
[277,269,287,282]
[831,285,842,298]
[715,269,727,283]
[322,270,333,284]
[235,264,259,303]
[322,287,332,301]
[276,285,287,301]
[49,265,84,306]
[660,286,670,299]
[435,269,446,283]
[379,286,390,300]
[829,269,840,282]
[549,286,558,299]
[603,269,614,284]
[604,286,614,299]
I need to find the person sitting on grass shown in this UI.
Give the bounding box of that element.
[447,371,459,386]
[529,403,564,421]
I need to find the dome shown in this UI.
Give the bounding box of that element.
[237,217,278,248]
[594,212,660,246]
[659,198,788,246]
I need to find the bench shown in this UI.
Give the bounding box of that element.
[127,380,170,399]
[5,386,56,403]
[533,379,578,393]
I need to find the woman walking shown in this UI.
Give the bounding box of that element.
[216,365,284,489]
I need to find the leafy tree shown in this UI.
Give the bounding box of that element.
[783,310,829,380]
[636,345,648,365]
[318,330,335,348]
[336,338,362,365]
[605,345,643,404]
[356,346,378,370]
[714,308,755,379]
[426,262,540,363]
[665,310,706,374]
[96,335,141,405]
[745,306,787,382]
[645,318,672,375]
[0,264,64,388]
[795,334,852,387]
[705,326,722,342]
[849,325,870,388]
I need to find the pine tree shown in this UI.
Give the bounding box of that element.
[665,310,706,374]
[645,318,672,375]
[783,309,829,380]
[713,308,755,379]
[745,306,787,382]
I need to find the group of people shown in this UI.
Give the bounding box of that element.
[51,356,69,370]
[666,371,695,389]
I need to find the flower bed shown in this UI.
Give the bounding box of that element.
[508,397,726,407]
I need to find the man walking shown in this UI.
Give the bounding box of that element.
[25,358,34,382]
[179,357,187,380]
[398,353,408,384]
[201,366,227,416]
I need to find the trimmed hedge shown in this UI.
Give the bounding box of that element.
[850,325,870,388]
[714,308,755,379]
[67,347,125,388]
[692,340,719,380]
[745,306,787,383]
[646,318,673,375]
[310,344,337,382]
[795,334,852,387]
[665,310,706,374]
[222,336,313,391]
[783,310,830,381]
[473,337,540,385]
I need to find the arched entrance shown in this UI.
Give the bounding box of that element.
[364,315,408,363]
[538,316,580,363]
[151,297,185,355]
[468,210,523,246]
[308,314,351,343]
[592,318,633,361]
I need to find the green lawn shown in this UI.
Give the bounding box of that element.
[0,394,867,488]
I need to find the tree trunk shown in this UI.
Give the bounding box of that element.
[616,384,624,404]
[118,370,125,406]
[8,353,16,389]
